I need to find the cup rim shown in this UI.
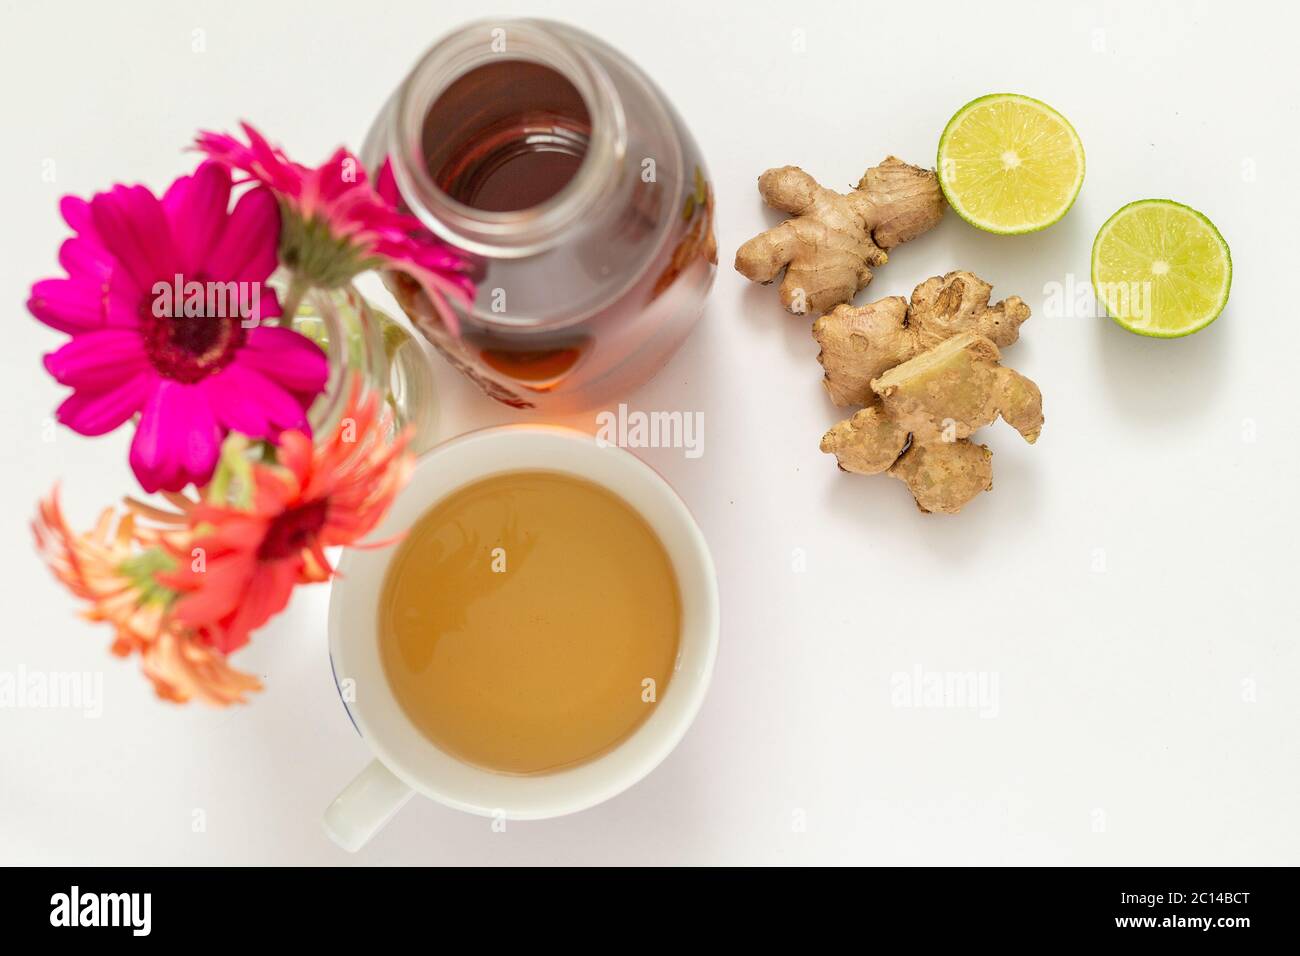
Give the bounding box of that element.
[327,424,719,819]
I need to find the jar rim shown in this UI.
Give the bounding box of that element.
[389,19,628,259]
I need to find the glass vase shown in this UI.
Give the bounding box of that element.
[280,277,439,453]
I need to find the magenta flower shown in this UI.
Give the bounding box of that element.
[28,161,328,493]
[196,122,476,334]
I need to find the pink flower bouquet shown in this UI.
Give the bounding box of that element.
[29,124,473,704]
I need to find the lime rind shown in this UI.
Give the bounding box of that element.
[1091,199,1232,338]
[937,93,1086,235]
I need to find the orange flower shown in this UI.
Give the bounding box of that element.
[32,489,261,705]
[162,386,412,653]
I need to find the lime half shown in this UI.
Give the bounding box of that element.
[937,93,1085,234]
[1092,200,1231,338]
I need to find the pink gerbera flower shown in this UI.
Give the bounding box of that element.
[196,122,476,334]
[157,384,413,653]
[28,161,328,493]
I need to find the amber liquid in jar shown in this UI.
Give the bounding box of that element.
[426,60,590,213]
[423,60,594,389]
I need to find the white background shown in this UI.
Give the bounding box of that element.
[2,0,1296,865]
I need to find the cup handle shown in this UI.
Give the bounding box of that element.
[323,759,414,852]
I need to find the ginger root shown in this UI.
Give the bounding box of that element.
[813,271,1031,407]
[817,273,1043,514]
[734,157,944,315]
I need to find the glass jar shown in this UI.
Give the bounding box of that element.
[286,279,439,453]
[362,18,716,411]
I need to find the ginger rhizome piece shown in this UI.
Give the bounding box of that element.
[813,271,1031,406]
[734,157,945,315]
[816,273,1043,514]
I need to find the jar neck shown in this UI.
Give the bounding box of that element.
[388,19,628,259]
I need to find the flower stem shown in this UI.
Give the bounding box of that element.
[208,435,254,508]
[279,273,311,325]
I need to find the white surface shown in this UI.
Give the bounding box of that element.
[1,0,1296,866]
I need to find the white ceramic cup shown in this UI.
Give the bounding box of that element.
[323,425,719,851]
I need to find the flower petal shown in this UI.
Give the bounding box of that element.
[240,326,328,393]
[219,558,301,652]
[171,551,259,629]
[43,329,147,390]
[207,186,279,283]
[254,285,282,322]
[315,148,369,202]
[196,122,304,197]
[28,277,106,334]
[55,371,155,436]
[163,161,233,275]
[58,237,112,283]
[397,262,465,337]
[104,274,143,329]
[375,158,400,206]
[129,380,223,492]
[217,363,310,433]
[138,628,262,706]
[59,195,96,237]
[199,365,276,439]
[89,185,181,296]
